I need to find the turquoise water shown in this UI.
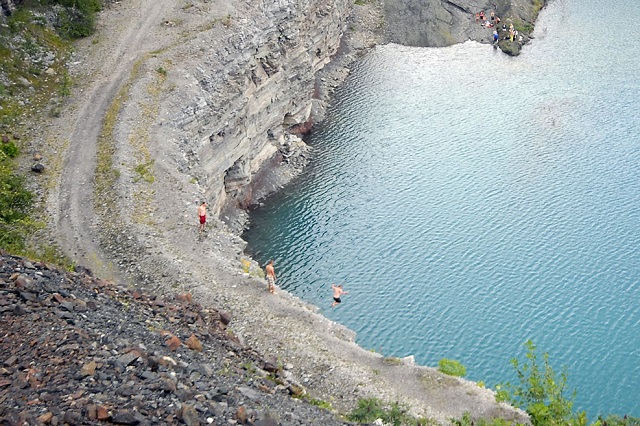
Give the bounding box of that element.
[244,0,640,417]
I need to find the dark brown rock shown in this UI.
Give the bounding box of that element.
[235,406,248,424]
[175,293,192,303]
[86,404,97,420]
[96,405,110,420]
[4,355,18,367]
[165,334,181,351]
[218,310,231,325]
[80,360,97,377]
[36,411,53,424]
[111,410,140,425]
[262,360,278,373]
[31,163,45,173]
[178,404,199,426]
[118,351,140,367]
[185,334,202,352]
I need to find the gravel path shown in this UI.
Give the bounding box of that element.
[48,0,177,278]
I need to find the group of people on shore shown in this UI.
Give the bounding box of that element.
[475,10,521,45]
[197,201,350,307]
[475,10,500,29]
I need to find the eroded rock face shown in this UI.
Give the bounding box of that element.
[383,0,544,54]
[153,0,350,215]
[131,0,543,222]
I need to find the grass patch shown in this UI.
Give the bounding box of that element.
[347,398,433,425]
[437,358,466,377]
[0,161,35,252]
[532,0,544,14]
[133,160,155,183]
[512,19,533,34]
[240,258,265,278]
[304,396,333,411]
[452,412,515,426]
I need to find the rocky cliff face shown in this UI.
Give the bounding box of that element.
[137,0,543,223]
[144,0,350,216]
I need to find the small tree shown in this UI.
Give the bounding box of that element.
[496,340,581,426]
[347,398,385,423]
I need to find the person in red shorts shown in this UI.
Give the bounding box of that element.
[198,201,207,234]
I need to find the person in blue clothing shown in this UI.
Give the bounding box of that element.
[493,30,499,44]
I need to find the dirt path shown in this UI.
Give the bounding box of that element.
[51,0,174,275]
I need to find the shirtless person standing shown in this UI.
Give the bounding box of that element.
[198,201,207,234]
[265,260,276,294]
[331,284,349,307]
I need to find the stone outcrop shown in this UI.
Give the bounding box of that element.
[382,0,545,55]
[148,0,350,216]
[0,0,16,16]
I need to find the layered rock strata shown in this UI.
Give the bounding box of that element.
[146,0,350,216]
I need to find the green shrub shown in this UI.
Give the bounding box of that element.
[1,142,19,158]
[305,396,332,410]
[452,412,515,426]
[347,398,429,426]
[438,359,466,377]
[55,6,96,38]
[348,398,385,423]
[595,415,640,426]
[0,165,34,251]
[495,341,640,426]
[496,341,578,426]
[39,0,103,39]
